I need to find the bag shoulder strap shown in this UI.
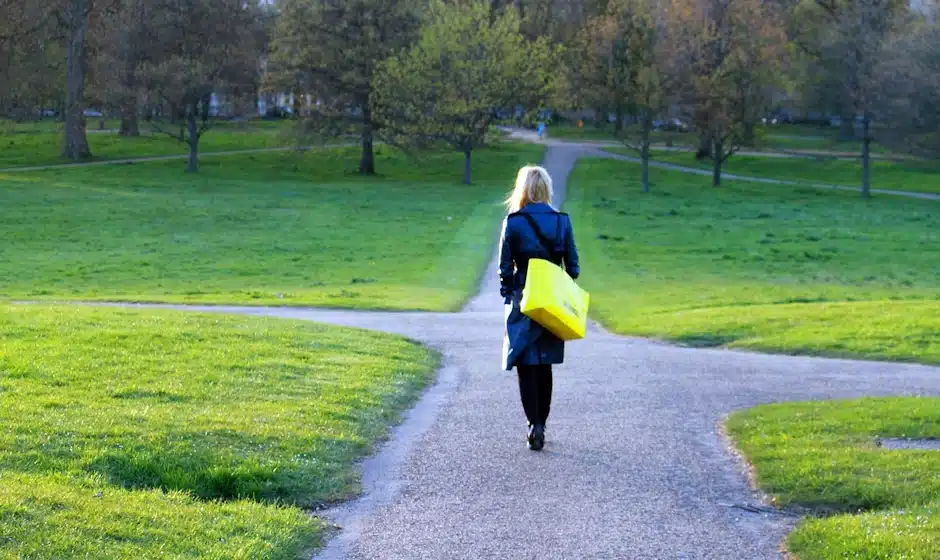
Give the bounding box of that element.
[511,212,564,261]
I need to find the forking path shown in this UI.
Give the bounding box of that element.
[101,143,940,559]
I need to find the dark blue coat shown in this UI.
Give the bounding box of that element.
[499,203,580,371]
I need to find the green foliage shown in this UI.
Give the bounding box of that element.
[564,0,671,194]
[267,0,423,173]
[0,304,438,557]
[728,397,940,559]
[567,158,940,363]
[136,0,264,171]
[674,0,788,180]
[372,0,558,182]
[267,0,420,100]
[567,0,669,132]
[0,144,543,310]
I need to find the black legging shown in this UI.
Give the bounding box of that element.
[517,365,553,426]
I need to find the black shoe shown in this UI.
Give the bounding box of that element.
[527,424,537,449]
[530,424,545,451]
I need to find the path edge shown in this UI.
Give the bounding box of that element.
[718,415,803,559]
[311,356,463,560]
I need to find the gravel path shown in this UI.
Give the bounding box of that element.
[102,143,940,559]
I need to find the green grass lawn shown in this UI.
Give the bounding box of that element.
[0,143,544,310]
[0,303,437,558]
[547,123,626,142]
[0,121,306,168]
[548,122,694,146]
[759,133,875,153]
[758,124,892,154]
[549,121,891,154]
[728,398,940,559]
[631,150,940,196]
[567,158,940,364]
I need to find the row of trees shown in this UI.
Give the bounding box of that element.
[570,0,786,191]
[573,0,940,196]
[2,0,940,191]
[1,0,563,178]
[267,0,561,182]
[1,0,265,170]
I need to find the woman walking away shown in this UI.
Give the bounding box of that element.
[499,165,580,451]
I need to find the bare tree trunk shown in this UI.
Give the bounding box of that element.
[360,105,375,175]
[696,133,712,160]
[861,116,871,198]
[119,65,139,137]
[463,148,473,185]
[712,140,723,187]
[743,121,756,146]
[614,105,624,135]
[839,110,855,141]
[187,103,199,173]
[62,0,92,161]
[292,92,301,119]
[120,107,139,137]
[641,118,651,193]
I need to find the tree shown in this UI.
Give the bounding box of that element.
[490,0,610,41]
[0,1,46,58]
[787,0,909,143]
[267,0,423,175]
[92,0,159,137]
[811,0,912,197]
[0,1,59,120]
[673,0,787,187]
[60,0,94,160]
[140,0,262,172]
[373,1,559,184]
[570,0,677,192]
[872,6,940,158]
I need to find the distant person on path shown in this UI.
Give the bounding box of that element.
[498,166,580,451]
[537,121,547,139]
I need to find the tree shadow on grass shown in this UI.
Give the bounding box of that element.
[86,447,275,502]
[81,429,364,507]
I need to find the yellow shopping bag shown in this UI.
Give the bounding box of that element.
[520,258,590,341]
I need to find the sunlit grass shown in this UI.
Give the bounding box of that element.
[729,398,940,559]
[567,158,940,363]
[0,144,544,310]
[625,149,940,196]
[0,304,438,558]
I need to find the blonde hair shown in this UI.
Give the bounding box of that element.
[506,165,553,213]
